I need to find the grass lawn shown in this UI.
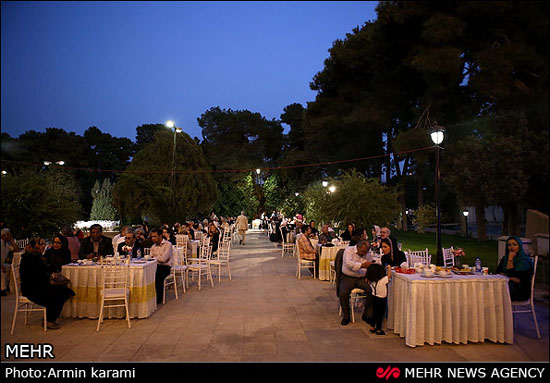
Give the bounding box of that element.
[393,229,500,271]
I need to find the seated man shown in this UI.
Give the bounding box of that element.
[117,229,143,257]
[318,224,337,245]
[297,225,319,277]
[78,224,114,259]
[150,229,173,304]
[339,239,372,326]
[112,226,130,252]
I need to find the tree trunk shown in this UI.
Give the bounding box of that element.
[417,177,424,207]
[475,202,488,241]
[506,202,520,236]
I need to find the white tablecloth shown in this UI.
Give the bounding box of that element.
[61,259,158,319]
[317,244,348,281]
[387,272,514,347]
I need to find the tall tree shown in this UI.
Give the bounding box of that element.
[113,130,216,225]
[90,178,117,220]
[1,167,82,238]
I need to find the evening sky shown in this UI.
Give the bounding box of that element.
[1,1,378,141]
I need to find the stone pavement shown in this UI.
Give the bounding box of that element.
[1,231,548,362]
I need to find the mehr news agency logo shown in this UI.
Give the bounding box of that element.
[375,365,546,381]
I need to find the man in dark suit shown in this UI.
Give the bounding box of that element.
[117,229,143,257]
[78,224,114,259]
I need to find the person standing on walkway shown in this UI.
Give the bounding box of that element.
[235,211,249,245]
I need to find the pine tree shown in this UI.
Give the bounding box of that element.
[90,178,117,220]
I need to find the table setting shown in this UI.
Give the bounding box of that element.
[387,262,514,347]
[61,257,158,319]
[317,239,347,281]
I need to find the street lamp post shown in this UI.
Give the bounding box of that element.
[463,210,469,238]
[430,125,445,266]
[165,120,182,215]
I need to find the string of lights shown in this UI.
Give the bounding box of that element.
[1,145,435,175]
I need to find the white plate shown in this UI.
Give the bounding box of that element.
[133,260,146,264]
[437,274,453,278]
[421,274,436,278]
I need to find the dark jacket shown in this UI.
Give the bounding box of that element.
[20,251,52,298]
[341,230,354,242]
[20,251,75,309]
[382,251,407,267]
[43,247,71,273]
[319,231,337,244]
[117,242,144,258]
[334,249,345,298]
[78,235,114,259]
[496,254,533,301]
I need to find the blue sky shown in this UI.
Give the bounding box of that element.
[1,1,378,141]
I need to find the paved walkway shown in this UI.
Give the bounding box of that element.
[1,231,548,362]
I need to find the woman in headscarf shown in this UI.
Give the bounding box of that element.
[496,236,534,301]
[380,237,407,267]
[43,234,71,273]
[20,238,75,329]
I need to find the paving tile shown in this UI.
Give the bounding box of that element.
[1,231,549,362]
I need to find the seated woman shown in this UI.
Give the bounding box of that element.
[19,238,75,330]
[208,223,221,254]
[496,236,534,301]
[340,224,355,242]
[380,237,407,267]
[308,220,319,238]
[43,234,72,273]
[162,227,176,245]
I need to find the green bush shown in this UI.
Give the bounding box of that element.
[413,204,436,233]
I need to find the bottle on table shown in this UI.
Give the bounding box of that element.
[475,257,482,273]
[137,249,142,259]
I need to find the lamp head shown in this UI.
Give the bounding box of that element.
[462,210,469,217]
[322,181,328,187]
[430,125,445,145]
[165,120,175,129]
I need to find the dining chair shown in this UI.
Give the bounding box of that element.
[329,260,336,284]
[280,227,294,258]
[143,248,151,257]
[338,288,368,323]
[96,256,131,331]
[186,238,214,291]
[10,258,47,334]
[295,237,316,279]
[171,245,188,295]
[209,237,232,282]
[442,247,455,267]
[512,255,541,339]
[408,248,431,266]
[175,234,189,248]
[162,246,183,304]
